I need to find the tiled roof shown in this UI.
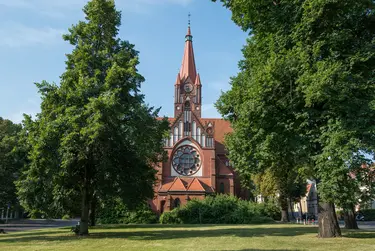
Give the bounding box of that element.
[201,119,232,148]
[158,177,214,193]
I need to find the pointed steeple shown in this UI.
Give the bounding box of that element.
[175,72,181,86]
[179,18,197,82]
[195,73,201,86]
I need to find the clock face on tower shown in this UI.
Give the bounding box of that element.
[184,83,193,93]
[172,145,201,176]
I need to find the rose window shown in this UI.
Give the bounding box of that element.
[172,145,201,176]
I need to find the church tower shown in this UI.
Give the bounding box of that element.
[151,21,240,214]
[174,24,202,119]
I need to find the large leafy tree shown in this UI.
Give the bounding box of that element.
[0,118,25,209]
[17,0,168,235]
[214,0,375,237]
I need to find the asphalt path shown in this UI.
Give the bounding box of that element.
[0,219,79,233]
[1,219,375,233]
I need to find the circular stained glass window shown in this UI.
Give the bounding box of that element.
[172,145,201,176]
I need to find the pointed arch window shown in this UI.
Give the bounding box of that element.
[169,133,173,147]
[197,127,201,144]
[179,121,183,140]
[201,134,206,147]
[206,137,213,147]
[174,127,178,144]
[184,101,191,136]
[219,182,225,194]
[173,198,181,209]
[192,121,197,140]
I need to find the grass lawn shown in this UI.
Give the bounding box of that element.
[1,224,375,251]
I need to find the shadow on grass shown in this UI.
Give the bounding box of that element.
[0,226,318,243]
[344,230,375,239]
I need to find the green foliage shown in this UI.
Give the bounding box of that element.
[214,0,375,235]
[16,0,169,234]
[97,198,128,224]
[160,194,275,224]
[336,210,344,221]
[62,215,71,220]
[159,209,183,224]
[0,117,25,208]
[359,209,375,221]
[97,199,158,224]
[121,209,158,224]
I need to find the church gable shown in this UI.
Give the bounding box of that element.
[169,177,188,191]
[187,178,206,191]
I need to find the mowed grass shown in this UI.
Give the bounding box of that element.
[1,224,375,251]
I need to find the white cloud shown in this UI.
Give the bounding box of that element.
[0,22,64,47]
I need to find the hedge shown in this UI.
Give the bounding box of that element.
[160,194,278,224]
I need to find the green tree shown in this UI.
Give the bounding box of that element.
[252,168,306,221]
[214,0,375,237]
[17,0,168,235]
[0,118,25,210]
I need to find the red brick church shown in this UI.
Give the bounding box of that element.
[150,24,244,214]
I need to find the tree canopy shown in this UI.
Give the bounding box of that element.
[17,0,169,235]
[214,0,375,237]
[0,117,25,209]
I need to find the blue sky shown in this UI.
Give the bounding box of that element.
[0,0,248,123]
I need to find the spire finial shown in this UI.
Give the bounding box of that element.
[188,12,191,27]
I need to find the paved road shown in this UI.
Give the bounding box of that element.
[0,219,79,232]
[1,219,375,233]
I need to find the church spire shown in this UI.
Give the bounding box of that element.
[179,14,197,82]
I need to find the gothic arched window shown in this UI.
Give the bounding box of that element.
[174,198,181,209]
[219,182,225,194]
[184,101,191,111]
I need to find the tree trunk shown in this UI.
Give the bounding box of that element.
[89,196,97,227]
[318,202,341,238]
[80,181,90,235]
[344,206,358,229]
[279,194,289,222]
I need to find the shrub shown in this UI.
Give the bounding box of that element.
[121,209,158,224]
[257,200,281,221]
[62,214,71,220]
[159,209,182,224]
[160,194,275,224]
[97,199,158,224]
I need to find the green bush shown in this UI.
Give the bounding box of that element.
[257,200,282,221]
[359,209,375,221]
[159,209,182,224]
[120,209,158,224]
[97,199,158,224]
[160,194,275,224]
[62,214,71,220]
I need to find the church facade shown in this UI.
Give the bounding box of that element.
[150,25,245,214]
